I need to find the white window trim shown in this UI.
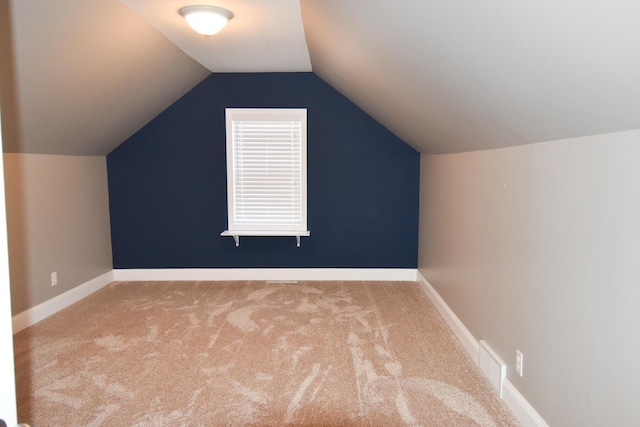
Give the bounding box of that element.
[221,108,310,247]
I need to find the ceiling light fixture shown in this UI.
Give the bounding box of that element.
[179,5,233,37]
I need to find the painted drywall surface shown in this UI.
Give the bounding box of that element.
[0,97,17,424]
[6,0,210,155]
[302,1,640,155]
[107,72,419,268]
[4,153,113,314]
[418,129,640,426]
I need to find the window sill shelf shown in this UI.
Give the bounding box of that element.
[221,230,311,247]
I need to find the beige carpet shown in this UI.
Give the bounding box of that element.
[13,281,520,426]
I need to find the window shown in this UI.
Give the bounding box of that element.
[221,108,309,247]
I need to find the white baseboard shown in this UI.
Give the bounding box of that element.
[416,272,479,362]
[12,268,415,332]
[12,268,415,335]
[12,270,114,334]
[11,267,546,426]
[416,271,548,427]
[502,379,549,427]
[113,268,417,282]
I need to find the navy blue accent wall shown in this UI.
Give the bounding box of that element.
[107,73,419,268]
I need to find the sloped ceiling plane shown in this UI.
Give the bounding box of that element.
[2,0,639,155]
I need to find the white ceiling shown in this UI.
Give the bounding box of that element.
[122,0,311,73]
[301,0,640,153]
[2,0,640,156]
[1,0,209,155]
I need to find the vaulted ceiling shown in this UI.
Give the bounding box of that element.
[2,0,639,156]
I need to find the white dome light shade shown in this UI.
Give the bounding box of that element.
[179,5,233,37]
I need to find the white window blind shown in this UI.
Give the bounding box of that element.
[223,108,308,235]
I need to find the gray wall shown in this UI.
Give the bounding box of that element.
[4,153,113,314]
[418,129,640,427]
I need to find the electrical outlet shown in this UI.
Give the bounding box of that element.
[516,349,524,377]
[51,271,58,287]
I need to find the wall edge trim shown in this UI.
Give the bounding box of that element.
[416,271,548,427]
[12,270,114,334]
[416,271,480,361]
[12,268,416,335]
[502,378,550,427]
[112,268,417,282]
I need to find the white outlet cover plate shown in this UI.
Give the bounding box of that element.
[516,349,524,376]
